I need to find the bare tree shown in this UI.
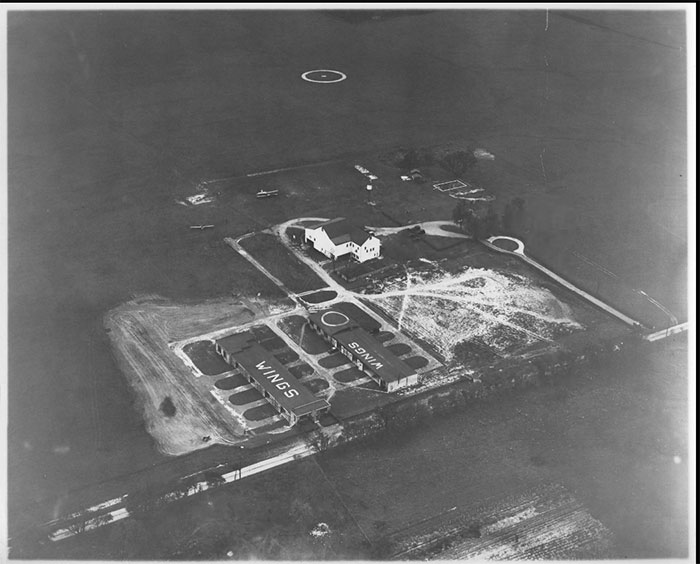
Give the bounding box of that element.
[440,150,477,177]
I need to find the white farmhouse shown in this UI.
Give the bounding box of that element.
[304,218,381,263]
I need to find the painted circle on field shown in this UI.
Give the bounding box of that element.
[321,311,350,327]
[301,69,347,83]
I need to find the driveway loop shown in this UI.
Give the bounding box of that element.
[487,236,526,255]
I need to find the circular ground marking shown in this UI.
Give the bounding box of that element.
[321,311,350,327]
[301,69,347,83]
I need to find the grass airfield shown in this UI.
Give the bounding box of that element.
[8,9,687,559]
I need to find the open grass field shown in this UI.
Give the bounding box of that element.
[239,232,327,293]
[8,8,688,558]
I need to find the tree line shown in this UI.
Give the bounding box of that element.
[399,147,478,177]
[452,196,526,240]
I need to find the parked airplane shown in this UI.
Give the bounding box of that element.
[256,188,279,198]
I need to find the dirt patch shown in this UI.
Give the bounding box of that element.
[404,356,429,370]
[385,343,412,356]
[214,374,248,391]
[274,349,299,365]
[319,354,352,369]
[104,297,278,456]
[289,364,315,379]
[182,340,231,376]
[159,397,176,417]
[305,379,331,394]
[363,264,584,362]
[301,290,338,304]
[334,367,365,384]
[453,339,500,365]
[228,388,263,406]
[244,404,278,422]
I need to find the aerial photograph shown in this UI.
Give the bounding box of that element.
[5,5,693,561]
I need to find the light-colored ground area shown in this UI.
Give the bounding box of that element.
[366,220,471,239]
[105,295,295,455]
[485,236,646,327]
[364,263,582,362]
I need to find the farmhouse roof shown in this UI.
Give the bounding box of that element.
[310,217,373,246]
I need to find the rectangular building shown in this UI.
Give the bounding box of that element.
[304,217,381,263]
[215,334,329,425]
[308,309,418,392]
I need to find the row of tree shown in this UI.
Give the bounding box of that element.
[452,197,527,239]
[399,147,478,177]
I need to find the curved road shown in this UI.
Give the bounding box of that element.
[485,236,643,328]
[366,221,471,239]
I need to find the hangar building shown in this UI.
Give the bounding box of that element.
[308,309,418,392]
[215,333,330,426]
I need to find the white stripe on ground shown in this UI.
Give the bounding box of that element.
[49,441,320,542]
[644,322,688,342]
[43,495,127,528]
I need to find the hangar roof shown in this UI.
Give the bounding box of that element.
[216,339,329,417]
[216,332,255,355]
[309,309,415,384]
[334,328,416,384]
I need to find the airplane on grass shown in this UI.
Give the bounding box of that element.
[256,188,279,199]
